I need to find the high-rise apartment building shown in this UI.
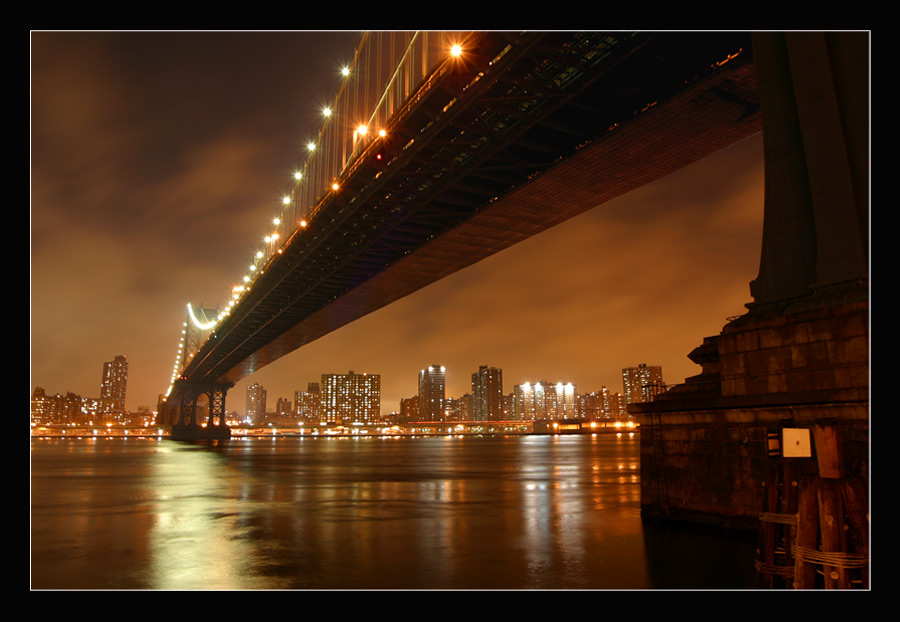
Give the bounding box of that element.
[246,383,267,422]
[471,365,503,421]
[418,364,446,421]
[580,386,628,421]
[622,363,665,404]
[294,382,320,423]
[580,389,605,420]
[275,397,292,416]
[321,371,380,424]
[100,355,128,416]
[31,388,88,424]
[609,391,628,419]
[399,396,419,422]
[501,393,515,420]
[514,381,576,420]
[445,394,472,421]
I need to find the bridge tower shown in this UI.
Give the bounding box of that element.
[183,303,219,366]
[157,303,233,439]
[164,380,233,440]
[633,32,869,588]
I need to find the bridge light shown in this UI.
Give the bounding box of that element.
[378,129,386,137]
[357,124,367,136]
[332,182,340,191]
[307,142,316,151]
[273,217,281,225]
[450,44,463,57]
[323,107,332,117]
[256,251,264,259]
[282,196,290,205]
[299,219,307,227]
[294,171,303,180]
[341,66,350,77]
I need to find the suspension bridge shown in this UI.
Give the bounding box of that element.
[158,30,764,438]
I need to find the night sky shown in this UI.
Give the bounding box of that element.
[30,31,765,415]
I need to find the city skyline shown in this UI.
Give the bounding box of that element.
[31,31,765,414]
[32,354,648,420]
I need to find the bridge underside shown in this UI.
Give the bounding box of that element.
[181,32,761,387]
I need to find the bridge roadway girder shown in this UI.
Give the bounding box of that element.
[180,31,762,386]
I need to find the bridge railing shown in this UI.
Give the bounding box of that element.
[263,32,474,262]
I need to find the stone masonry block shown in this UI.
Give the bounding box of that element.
[840,335,869,364]
[811,368,838,391]
[758,327,785,349]
[791,344,808,368]
[833,366,852,389]
[767,370,788,393]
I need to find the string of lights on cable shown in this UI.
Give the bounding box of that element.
[167,33,469,396]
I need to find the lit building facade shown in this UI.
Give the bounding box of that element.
[513,381,576,420]
[294,382,320,423]
[622,363,665,404]
[100,355,128,416]
[31,387,54,423]
[276,397,293,417]
[445,394,472,421]
[246,383,267,423]
[31,388,94,424]
[399,396,418,422]
[418,364,446,421]
[321,371,380,424]
[501,393,515,420]
[471,365,503,421]
[580,386,629,421]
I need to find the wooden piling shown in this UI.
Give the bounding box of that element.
[757,424,868,589]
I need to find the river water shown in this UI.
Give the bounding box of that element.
[30,433,757,590]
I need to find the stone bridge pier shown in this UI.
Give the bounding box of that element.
[158,381,233,440]
[633,32,869,589]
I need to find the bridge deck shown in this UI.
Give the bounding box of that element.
[176,31,761,388]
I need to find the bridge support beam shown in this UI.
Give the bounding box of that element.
[164,381,233,440]
[633,32,868,588]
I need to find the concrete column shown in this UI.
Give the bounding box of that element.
[748,32,868,310]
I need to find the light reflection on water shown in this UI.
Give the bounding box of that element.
[30,434,756,590]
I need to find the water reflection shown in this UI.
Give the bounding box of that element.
[146,442,262,589]
[31,434,755,589]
